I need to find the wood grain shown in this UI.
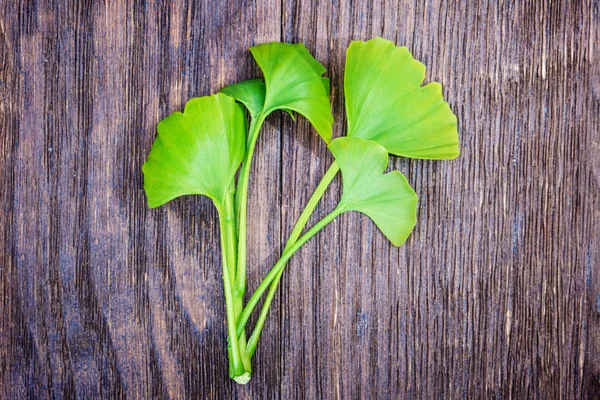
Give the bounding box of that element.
[1,0,599,398]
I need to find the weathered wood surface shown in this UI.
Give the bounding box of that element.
[1,0,599,398]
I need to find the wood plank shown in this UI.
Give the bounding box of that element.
[0,0,598,398]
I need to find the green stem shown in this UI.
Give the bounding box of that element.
[236,207,343,346]
[233,161,339,338]
[217,200,251,383]
[235,114,266,298]
[245,208,343,357]
[224,187,237,286]
[240,162,340,357]
[223,187,252,382]
[284,161,339,252]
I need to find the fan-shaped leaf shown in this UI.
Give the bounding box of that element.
[221,78,299,120]
[345,37,459,159]
[142,93,246,208]
[331,137,418,246]
[221,79,266,119]
[249,42,333,142]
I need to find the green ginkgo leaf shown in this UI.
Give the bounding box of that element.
[345,37,459,159]
[248,42,333,142]
[222,78,298,121]
[142,93,246,208]
[221,79,266,119]
[331,137,418,246]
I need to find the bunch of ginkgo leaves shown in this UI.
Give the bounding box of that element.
[142,37,459,384]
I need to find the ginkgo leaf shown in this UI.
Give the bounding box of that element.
[330,137,418,246]
[142,93,246,208]
[221,79,266,119]
[345,37,459,159]
[249,42,333,142]
[221,78,297,120]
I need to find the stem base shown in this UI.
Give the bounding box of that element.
[233,372,252,385]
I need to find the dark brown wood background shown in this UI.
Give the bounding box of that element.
[1,0,599,398]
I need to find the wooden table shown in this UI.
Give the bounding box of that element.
[1,0,598,398]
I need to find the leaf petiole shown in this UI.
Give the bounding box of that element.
[235,206,343,346]
[234,161,340,355]
[235,113,267,298]
[283,161,340,253]
[217,195,252,383]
